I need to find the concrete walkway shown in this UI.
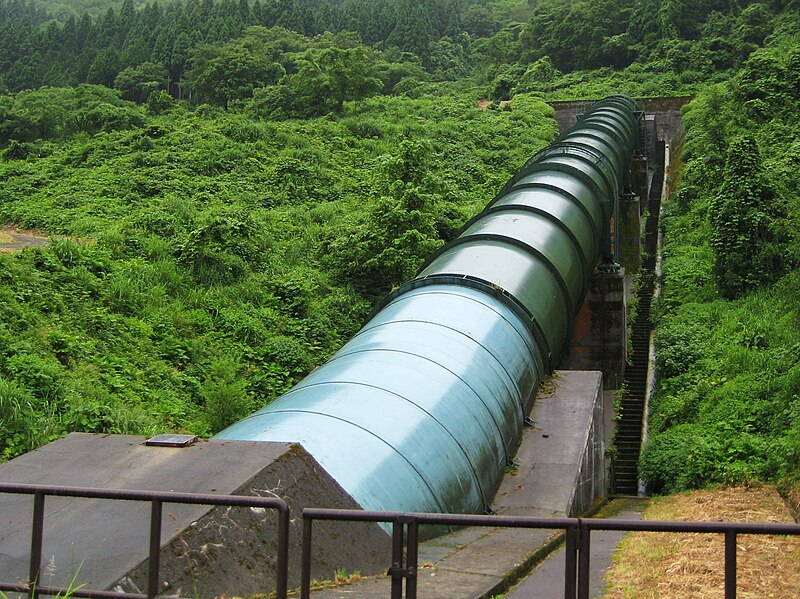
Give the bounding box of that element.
[505,504,645,598]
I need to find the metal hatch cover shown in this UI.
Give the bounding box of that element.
[145,433,198,447]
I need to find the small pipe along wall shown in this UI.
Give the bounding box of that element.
[216,95,641,516]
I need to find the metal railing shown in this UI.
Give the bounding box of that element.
[300,507,800,599]
[0,483,289,599]
[300,509,578,599]
[3,483,799,599]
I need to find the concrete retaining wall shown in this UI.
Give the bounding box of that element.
[568,372,606,516]
[550,96,691,143]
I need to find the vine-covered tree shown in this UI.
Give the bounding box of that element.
[186,40,285,107]
[289,45,382,114]
[324,139,444,292]
[709,136,788,298]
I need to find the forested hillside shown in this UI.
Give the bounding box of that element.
[1,0,793,99]
[0,0,799,496]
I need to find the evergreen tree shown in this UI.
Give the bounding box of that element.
[87,47,121,87]
[387,0,437,63]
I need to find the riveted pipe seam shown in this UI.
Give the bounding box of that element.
[417,233,576,320]
[268,377,491,507]
[316,345,519,447]
[464,204,590,301]
[340,321,525,426]
[381,273,552,374]
[490,181,602,258]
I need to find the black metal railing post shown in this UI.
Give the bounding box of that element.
[147,500,163,599]
[405,519,419,599]
[300,516,313,599]
[564,523,578,599]
[275,504,289,599]
[1,483,290,599]
[577,519,591,599]
[725,530,737,599]
[389,518,405,599]
[292,509,800,599]
[29,491,45,599]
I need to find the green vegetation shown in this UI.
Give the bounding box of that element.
[0,81,556,458]
[640,28,800,493]
[1,0,799,495]
[0,0,784,102]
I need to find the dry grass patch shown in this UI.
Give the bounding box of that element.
[603,485,800,598]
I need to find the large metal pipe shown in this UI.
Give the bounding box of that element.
[216,95,641,515]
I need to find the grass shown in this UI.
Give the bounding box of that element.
[280,569,363,596]
[601,485,800,598]
[0,562,86,599]
[0,231,12,244]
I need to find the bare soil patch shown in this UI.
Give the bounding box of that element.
[603,485,800,598]
[0,227,49,252]
[477,100,512,110]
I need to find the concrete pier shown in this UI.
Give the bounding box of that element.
[562,271,628,390]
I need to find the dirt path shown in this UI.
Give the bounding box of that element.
[0,228,49,251]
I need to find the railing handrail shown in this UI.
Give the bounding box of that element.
[303,505,800,534]
[0,482,289,599]
[300,506,800,599]
[0,481,290,509]
[581,517,800,535]
[303,507,577,528]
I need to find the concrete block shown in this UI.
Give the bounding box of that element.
[0,434,389,597]
[493,370,605,517]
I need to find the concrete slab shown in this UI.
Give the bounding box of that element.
[505,504,645,599]
[0,434,389,597]
[495,370,604,518]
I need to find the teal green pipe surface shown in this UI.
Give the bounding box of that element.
[216,95,641,517]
